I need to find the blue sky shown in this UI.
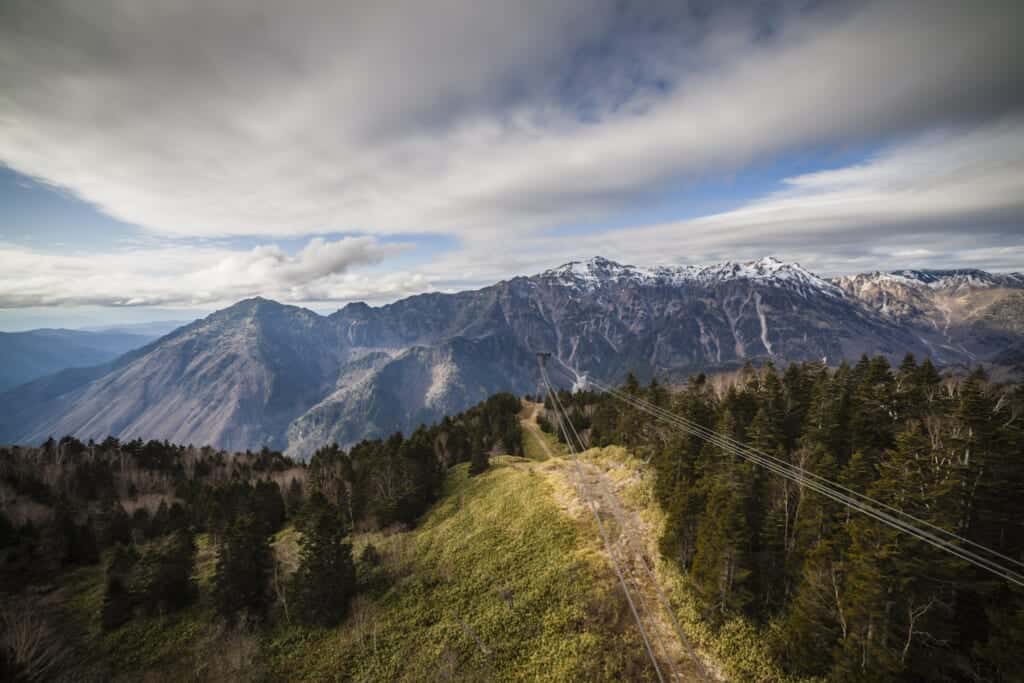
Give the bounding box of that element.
[1,0,1022,331]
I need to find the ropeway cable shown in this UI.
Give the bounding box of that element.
[546,358,1024,588]
[585,374,1024,587]
[539,363,668,682]
[546,368,693,681]
[585,374,1024,586]
[543,365,712,680]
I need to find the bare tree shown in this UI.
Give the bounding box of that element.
[0,608,68,682]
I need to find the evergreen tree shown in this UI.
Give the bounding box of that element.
[214,513,274,624]
[289,503,356,627]
[101,543,139,631]
[253,480,286,535]
[747,406,786,614]
[690,408,756,620]
[469,448,490,476]
[135,530,197,616]
[774,540,846,677]
[285,478,304,519]
[691,462,755,620]
[0,511,14,549]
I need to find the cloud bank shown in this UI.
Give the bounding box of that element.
[2,0,1021,241]
[0,237,413,307]
[0,0,1022,315]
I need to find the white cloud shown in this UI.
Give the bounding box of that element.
[0,0,1020,241]
[2,117,1022,314]
[0,236,411,307]
[414,118,1024,282]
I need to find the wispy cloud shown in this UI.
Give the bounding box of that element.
[0,236,411,307]
[1,1,1020,241]
[0,0,1021,321]
[2,118,1023,311]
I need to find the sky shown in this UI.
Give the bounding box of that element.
[1,0,1023,330]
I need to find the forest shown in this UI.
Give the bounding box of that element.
[0,392,522,680]
[540,355,1024,682]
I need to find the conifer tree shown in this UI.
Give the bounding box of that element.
[101,543,139,631]
[135,530,197,616]
[289,503,356,627]
[214,513,274,624]
[285,478,304,519]
[691,408,756,620]
[691,462,755,620]
[469,448,490,476]
[748,405,787,612]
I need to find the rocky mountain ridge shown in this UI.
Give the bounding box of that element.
[1,257,1021,459]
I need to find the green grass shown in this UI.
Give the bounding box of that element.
[51,457,648,681]
[266,457,650,681]
[58,534,227,681]
[520,403,563,461]
[576,446,809,683]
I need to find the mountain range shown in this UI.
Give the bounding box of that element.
[1,256,1021,459]
[0,328,158,391]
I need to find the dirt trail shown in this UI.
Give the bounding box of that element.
[519,402,712,681]
[573,460,709,682]
[519,401,555,460]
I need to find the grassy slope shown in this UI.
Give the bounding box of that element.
[59,534,225,681]
[519,401,559,461]
[266,457,648,681]
[56,457,649,681]
[54,412,797,682]
[521,405,799,681]
[576,447,805,683]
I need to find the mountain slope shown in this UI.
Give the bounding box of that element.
[4,299,345,451]
[49,457,654,681]
[2,257,1020,457]
[0,328,157,391]
[834,268,1024,363]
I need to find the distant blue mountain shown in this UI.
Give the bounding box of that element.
[0,328,157,390]
[80,320,193,338]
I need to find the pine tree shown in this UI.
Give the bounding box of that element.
[214,513,274,624]
[0,510,14,549]
[691,463,755,621]
[285,478,304,520]
[690,406,756,619]
[774,540,846,677]
[101,543,139,631]
[748,406,786,614]
[289,503,356,627]
[135,530,197,616]
[835,422,966,681]
[469,449,490,476]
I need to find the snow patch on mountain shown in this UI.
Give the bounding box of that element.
[542,256,843,298]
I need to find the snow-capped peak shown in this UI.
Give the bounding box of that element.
[837,269,1024,294]
[541,256,841,297]
[891,269,1024,291]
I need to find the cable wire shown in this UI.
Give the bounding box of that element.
[546,358,1024,588]
[539,362,667,682]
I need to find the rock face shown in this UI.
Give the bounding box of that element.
[2,257,1021,459]
[833,269,1024,365]
[0,299,345,453]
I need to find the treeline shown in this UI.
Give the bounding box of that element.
[305,391,523,532]
[543,356,1024,682]
[0,393,522,678]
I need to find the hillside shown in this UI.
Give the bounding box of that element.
[15,455,659,681]
[4,361,1022,681]
[7,257,1022,459]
